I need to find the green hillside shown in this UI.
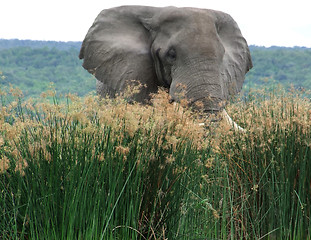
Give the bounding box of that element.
[245,45,311,90]
[0,39,81,50]
[0,39,311,98]
[0,40,95,97]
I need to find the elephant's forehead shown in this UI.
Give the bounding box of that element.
[156,7,214,20]
[156,10,217,37]
[167,26,221,51]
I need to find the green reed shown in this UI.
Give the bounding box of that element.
[0,86,310,239]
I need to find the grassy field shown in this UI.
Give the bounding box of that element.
[0,85,310,239]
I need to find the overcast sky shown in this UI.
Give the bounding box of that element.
[1,0,311,47]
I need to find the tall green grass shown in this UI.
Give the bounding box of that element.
[0,86,310,239]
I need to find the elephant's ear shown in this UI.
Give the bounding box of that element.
[79,6,158,100]
[212,10,253,98]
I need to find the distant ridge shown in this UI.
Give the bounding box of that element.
[0,39,82,50]
[1,39,310,96]
[1,39,310,52]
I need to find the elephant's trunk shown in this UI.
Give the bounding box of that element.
[169,58,225,112]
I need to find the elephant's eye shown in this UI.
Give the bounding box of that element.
[166,48,177,62]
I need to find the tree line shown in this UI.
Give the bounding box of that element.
[245,45,311,90]
[0,39,310,98]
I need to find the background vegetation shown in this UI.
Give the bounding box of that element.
[0,40,94,98]
[246,46,311,90]
[0,39,311,99]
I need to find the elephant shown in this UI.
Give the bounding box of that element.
[79,5,252,113]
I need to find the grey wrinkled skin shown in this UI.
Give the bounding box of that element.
[79,5,252,111]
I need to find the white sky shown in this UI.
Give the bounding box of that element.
[1,0,311,47]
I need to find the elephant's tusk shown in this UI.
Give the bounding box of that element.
[197,109,245,133]
[220,109,245,132]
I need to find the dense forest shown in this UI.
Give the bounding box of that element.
[0,39,81,51]
[0,40,94,97]
[0,39,310,98]
[246,45,311,90]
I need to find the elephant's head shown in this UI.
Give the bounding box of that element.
[79,6,252,112]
